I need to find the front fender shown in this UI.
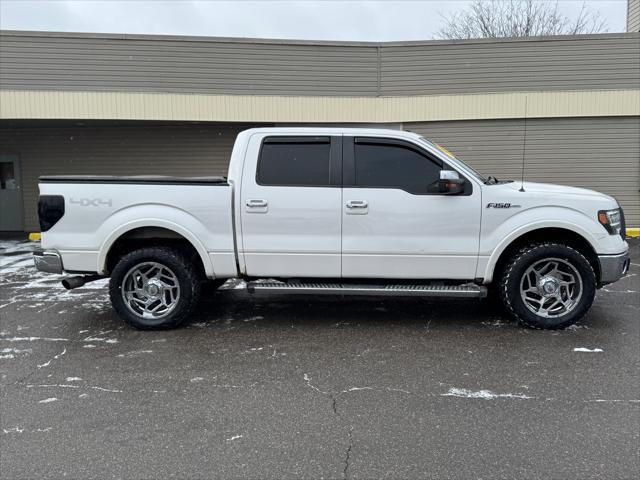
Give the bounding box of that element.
[479,206,608,283]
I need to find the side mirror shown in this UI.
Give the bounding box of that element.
[427,170,466,195]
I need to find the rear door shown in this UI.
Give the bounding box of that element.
[341,136,481,279]
[239,134,343,277]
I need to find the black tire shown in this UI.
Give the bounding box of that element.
[499,242,596,329]
[109,246,202,329]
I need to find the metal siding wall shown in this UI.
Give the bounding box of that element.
[629,0,640,32]
[0,124,255,231]
[1,32,638,97]
[0,34,378,96]
[407,117,640,225]
[381,36,640,95]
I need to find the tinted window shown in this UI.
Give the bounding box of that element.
[258,137,331,186]
[354,141,442,194]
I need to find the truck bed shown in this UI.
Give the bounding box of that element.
[38,176,236,278]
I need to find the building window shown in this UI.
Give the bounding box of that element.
[0,162,16,190]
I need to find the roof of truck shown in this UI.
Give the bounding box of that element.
[239,127,423,139]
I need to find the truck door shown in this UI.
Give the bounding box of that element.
[239,134,342,277]
[341,136,481,279]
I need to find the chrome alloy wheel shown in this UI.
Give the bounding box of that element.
[121,262,180,319]
[520,257,583,318]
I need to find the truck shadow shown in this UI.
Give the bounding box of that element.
[190,286,518,331]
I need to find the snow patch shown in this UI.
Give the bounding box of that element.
[90,386,122,393]
[303,373,328,395]
[342,387,374,393]
[0,336,68,342]
[1,347,32,354]
[116,350,153,358]
[83,335,118,344]
[38,397,57,404]
[3,427,24,434]
[573,347,603,353]
[27,383,121,393]
[37,348,66,368]
[443,387,532,400]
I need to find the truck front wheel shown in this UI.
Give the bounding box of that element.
[109,246,201,329]
[499,242,596,329]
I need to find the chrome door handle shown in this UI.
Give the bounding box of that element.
[245,198,268,213]
[345,200,368,215]
[246,199,268,208]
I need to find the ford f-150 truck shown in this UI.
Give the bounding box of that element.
[33,128,630,330]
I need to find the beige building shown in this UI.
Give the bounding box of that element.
[0,28,639,232]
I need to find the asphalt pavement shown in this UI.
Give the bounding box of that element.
[1,239,638,479]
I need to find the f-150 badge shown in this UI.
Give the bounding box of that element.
[486,203,520,208]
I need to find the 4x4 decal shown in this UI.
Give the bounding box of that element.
[69,198,112,207]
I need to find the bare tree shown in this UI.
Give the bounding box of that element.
[437,0,607,39]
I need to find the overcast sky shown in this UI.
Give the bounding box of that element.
[0,0,629,41]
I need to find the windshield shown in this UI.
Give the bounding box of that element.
[418,137,487,183]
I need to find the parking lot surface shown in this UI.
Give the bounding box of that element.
[1,239,638,479]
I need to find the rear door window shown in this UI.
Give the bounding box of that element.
[257,137,332,186]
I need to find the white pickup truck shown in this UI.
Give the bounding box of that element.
[33,127,629,330]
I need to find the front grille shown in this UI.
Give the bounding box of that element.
[620,207,626,239]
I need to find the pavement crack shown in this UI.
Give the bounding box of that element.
[303,374,354,477]
[343,426,353,479]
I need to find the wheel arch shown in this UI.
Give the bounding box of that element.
[485,226,600,284]
[98,221,214,278]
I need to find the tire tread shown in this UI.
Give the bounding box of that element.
[499,242,596,329]
[109,246,201,330]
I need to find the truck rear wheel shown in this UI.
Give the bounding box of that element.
[109,246,201,329]
[499,242,596,329]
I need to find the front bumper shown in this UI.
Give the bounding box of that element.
[33,248,63,274]
[598,251,630,285]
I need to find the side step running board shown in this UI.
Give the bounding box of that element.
[246,281,487,298]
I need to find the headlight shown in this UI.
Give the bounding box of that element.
[598,208,622,235]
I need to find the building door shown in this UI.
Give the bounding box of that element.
[0,154,24,231]
[239,134,343,277]
[341,137,481,279]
